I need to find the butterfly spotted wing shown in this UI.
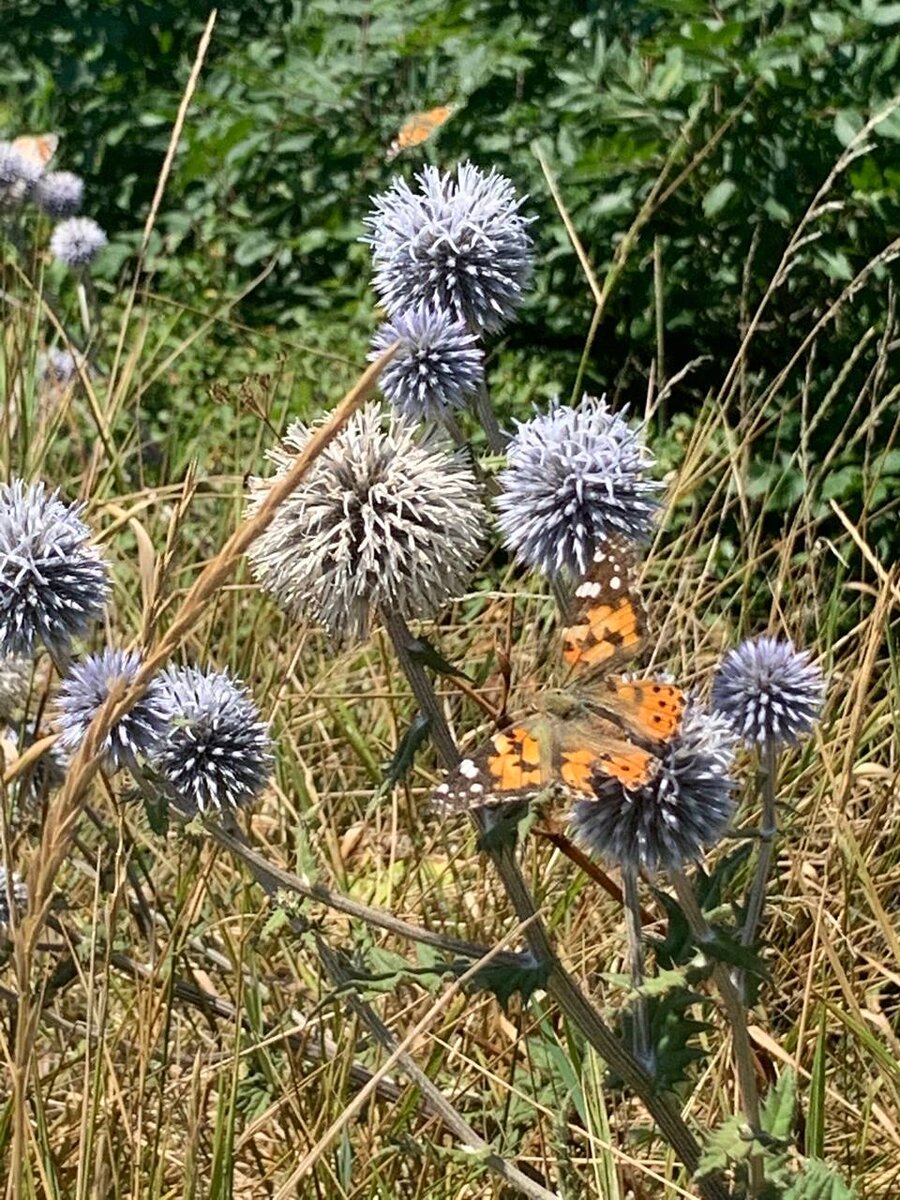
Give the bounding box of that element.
[386,105,455,161]
[432,714,658,813]
[562,535,685,746]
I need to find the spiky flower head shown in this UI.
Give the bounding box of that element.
[0,141,42,206]
[495,395,663,578]
[57,649,170,771]
[0,655,33,721]
[34,170,83,218]
[153,665,271,813]
[363,162,533,335]
[39,347,81,388]
[0,866,28,928]
[246,405,485,642]
[0,479,110,656]
[49,216,107,267]
[711,636,824,747]
[370,302,484,422]
[570,703,736,873]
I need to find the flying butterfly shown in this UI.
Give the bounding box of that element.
[386,104,456,162]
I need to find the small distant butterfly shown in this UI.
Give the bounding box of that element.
[386,105,456,162]
[433,534,685,812]
[13,133,59,171]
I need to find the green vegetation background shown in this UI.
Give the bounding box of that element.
[4,0,899,550]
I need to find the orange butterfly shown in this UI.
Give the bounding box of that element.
[433,534,685,811]
[386,105,456,162]
[13,133,59,171]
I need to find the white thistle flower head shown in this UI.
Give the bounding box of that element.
[495,394,663,578]
[369,302,484,422]
[50,216,107,267]
[569,702,737,873]
[246,405,486,642]
[363,162,533,335]
[711,636,825,747]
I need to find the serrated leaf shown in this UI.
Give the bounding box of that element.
[260,906,291,940]
[407,635,468,679]
[380,713,431,792]
[783,1158,857,1199]
[459,954,550,1008]
[760,1068,796,1143]
[696,1115,753,1175]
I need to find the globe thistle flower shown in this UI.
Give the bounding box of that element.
[0,141,42,206]
[369,302,484,422]
[246,405,485,642]
[34,170,83,218]
[0,479,110,657]
[49,216,107,267]
[153,665,271,813]
[39,347,81,388]
[0,655,33,721]
[0,866,27,928]
[711,636,825,748]
[495,395,663,578]
[57,649,170,771]
[570,703,736,874]
[363,161,533,335]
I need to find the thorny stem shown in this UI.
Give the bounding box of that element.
[740,739,779,953]
[622,863,652,1073]
[472,379,506,455]
[670,869,764,1197]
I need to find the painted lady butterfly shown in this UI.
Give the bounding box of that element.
[13,133,59,171]
[386,105,456,162]
[433,534,684,810]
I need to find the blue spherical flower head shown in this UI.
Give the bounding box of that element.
[0,141,42,207]
[711,636,824,748]
[495,395,663,578]
[0,479,110,656]
[370,302,484,422]
[57,649,170,771]
[570,703,736,874]
[35,170,84,218]
[40,347,81,388]
[50,216,107,267]
[154,666,272,814]
[363,162,533,336]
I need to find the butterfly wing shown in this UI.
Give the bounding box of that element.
[387,105,455,161]
[433,717,552,812]
[562,535,646,678]
[13,133,59,170]
[589,677,685,745]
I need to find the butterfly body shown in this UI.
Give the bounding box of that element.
[434,534,685,811]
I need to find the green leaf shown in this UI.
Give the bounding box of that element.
[833,109,863,146]
[783,1158,857,1199]
[696,1115,753,1175]
[379,713,431,792]
[702,179,738,217]
[459,954,551,1008]
[407,635,468,679]
[760,1068,796,1143]
[810,11,844,36]
[807,1008,828,1157]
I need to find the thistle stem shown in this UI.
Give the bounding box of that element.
[472,380,506,455]
[740,739,779,952]
[381,608,460,770]
[622,864,652,1073]
[670,868,763,1195]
